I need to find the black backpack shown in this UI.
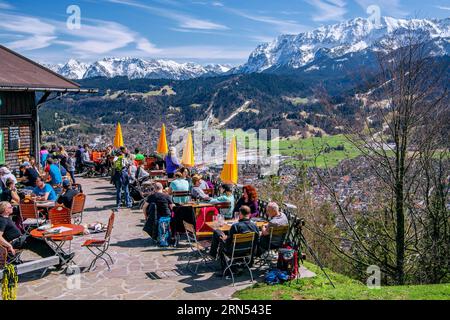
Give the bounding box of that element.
[143,203,158,240]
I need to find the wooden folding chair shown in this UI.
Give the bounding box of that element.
[172,190,191,204]
[48,205,74,254]
[183,221,214,274]
[82,211,115,271]
[222,232,256,286]
[19,199,45,233]
[70,193,86,225]
[256,225,289,269]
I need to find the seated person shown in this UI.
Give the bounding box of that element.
[0,167,17,186]
[169,172,190,204]
[0,201,73,265]
[18,162,39,188]
[234,185,260,218]
[57,180,79,208]
[142,183,174,247]
[258,202,289,254]
[134,148,145,164]
[209,206,259,273]
[142,183,174,220]
[209,184,235,219]
[136,163,150,182]
[44,158,63,186]
[32,177,58,201]
[0,179,20,204]
[191,175,211,201]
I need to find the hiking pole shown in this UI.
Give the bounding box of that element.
[299,232,335,288]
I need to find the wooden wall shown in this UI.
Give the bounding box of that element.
[0,91,36,170]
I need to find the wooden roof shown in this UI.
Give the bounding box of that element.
[0,44,80,90]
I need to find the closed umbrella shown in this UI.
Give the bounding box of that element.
[157,124,169,155]
[113,122,124,148]
[220,136,238,184]
[181,131,195,167]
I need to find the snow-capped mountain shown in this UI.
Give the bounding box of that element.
[44,57,232,80]
[236,16,450,74]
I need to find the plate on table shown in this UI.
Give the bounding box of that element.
[37,224,52,231]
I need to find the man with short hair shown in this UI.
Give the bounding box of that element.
[18,161,39,188]
[45,158,62,186]
[32,177,58,201]
[0,201,74,264]
[57,180,79,208]
[259,202,288,254]
[209,205,259,274]
[143,183,174,247]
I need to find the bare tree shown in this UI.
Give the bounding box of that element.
[311,28,449,284]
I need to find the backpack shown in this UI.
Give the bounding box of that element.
[264,269,290,285]
[114,156,124,171]
[277,244,299,280]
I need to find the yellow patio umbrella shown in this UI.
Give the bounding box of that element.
[181,131,195,167]
[156,123,169,154]
[220,136,238,184]
[113,122,124,148]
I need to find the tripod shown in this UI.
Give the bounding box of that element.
[298,220,335,288]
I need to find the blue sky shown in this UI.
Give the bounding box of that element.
[0,0,448,65]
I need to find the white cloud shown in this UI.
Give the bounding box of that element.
[108,0,229,30]
[435,5,450,11]
[0,1,13,9]
[306,0,347,22]
[0,12,56,50]
[0,12,159,58]
[226,8,310,34]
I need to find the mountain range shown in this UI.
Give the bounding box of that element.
[44,58,232,80]
[43,16,449,81]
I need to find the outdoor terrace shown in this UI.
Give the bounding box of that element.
[14,177,315,300]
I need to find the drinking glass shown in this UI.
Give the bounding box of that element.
[234,212,240,221]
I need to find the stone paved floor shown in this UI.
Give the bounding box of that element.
[17,177,315,300]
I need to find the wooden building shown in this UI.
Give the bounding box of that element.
[0,45,96,169]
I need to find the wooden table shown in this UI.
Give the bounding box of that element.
[30,224,85,268]
[205,219,268,232]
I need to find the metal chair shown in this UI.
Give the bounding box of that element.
[19,198,45,233]
[204,188,215,197]
[0,245,23,267]
[48,205,74,255]
[70,193,86,225]
[222,232,256,286]
[183,221,214,274]
[256,225,289,269]
[82,211,115,271]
